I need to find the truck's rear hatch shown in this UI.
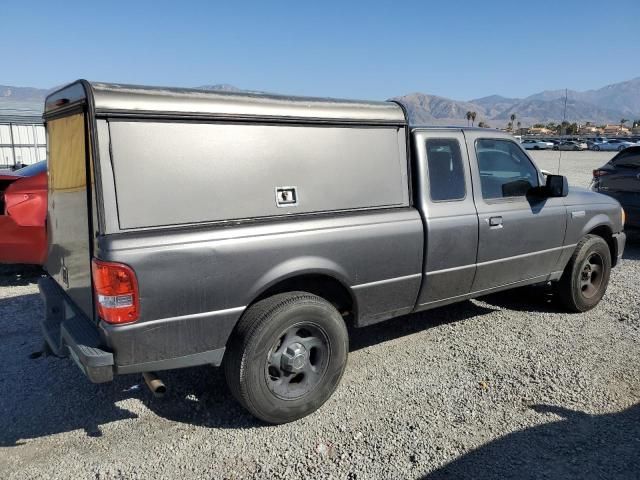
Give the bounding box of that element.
[45,112,94,318]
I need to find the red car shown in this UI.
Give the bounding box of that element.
[0,161,47,264]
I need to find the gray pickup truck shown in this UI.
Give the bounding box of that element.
[39,81,626,424]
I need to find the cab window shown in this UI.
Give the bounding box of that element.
[425,138,466,201]
[475,139,539,199]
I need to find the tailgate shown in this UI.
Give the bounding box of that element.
[45,113,94,319]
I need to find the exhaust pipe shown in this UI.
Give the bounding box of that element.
[142,372,167,398]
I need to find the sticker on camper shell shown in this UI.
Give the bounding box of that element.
[275,187,299,207]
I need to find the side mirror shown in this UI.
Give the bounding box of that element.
[545,174,569,197]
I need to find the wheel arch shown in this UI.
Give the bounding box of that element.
[244,258,358,325]
[586,224,617,267]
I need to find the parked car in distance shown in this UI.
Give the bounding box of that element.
[39,81,626,424]
[0,160,47,265]
[592,139,637,151]
[553,140,587,151]
[522,139,553,150]
[592,146,640,228]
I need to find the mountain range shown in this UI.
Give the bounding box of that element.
[2,77,639,127]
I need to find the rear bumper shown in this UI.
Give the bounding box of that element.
[39,276,114,383]
[624,206,640,228]
[38,276,232,383]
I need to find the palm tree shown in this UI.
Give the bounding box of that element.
[510,113,516,129]
[471,111,477,127]
[517,121,521,133]
[466,111,472,126]
[507,121,513,131]
[620,118,628,130]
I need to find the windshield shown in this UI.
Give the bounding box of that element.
[15,160,47,176]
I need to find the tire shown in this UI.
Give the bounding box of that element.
[556,235,611,312]
[618,145,625,151]
[573,146,579,151]
[593,145,600,151]
[224,292,348,424]
[553,146,559,151]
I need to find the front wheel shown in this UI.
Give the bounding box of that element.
[618,145,626,151]
[224,292,348,424]
[553,146,559,150]
[555,235,611,312]
[593,145,600,151]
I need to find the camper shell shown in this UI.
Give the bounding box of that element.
[41,81,422,382]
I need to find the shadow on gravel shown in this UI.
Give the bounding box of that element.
[0,264,43,287]
[349,300,496,352]
[479,286,557,314]
[423,403,640,480]
[1,299,500,442]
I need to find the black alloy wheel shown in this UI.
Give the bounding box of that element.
[265,322,330,400]
[224,292,348,424]
[556,234,611,312]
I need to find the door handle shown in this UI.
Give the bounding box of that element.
[489,216,503,227]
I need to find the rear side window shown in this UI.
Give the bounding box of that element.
[475,139,539,199]
[612,149,640,167]
[425,139,466,201]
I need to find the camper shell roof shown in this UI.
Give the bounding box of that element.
[45,80,407,125]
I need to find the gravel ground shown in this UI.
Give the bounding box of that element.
[1,151,639,479]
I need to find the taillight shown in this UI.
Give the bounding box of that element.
[592,169,609,177]
[91,259,140,324]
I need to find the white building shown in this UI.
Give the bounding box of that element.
[0,115,46,169]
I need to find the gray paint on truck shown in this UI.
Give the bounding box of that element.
[40,80,626,380]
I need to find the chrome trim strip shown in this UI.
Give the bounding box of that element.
[104,305,247,331]
[352,273,422,290]
[425,244,577,276]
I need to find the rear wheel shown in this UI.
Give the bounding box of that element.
[618,145,626,151]
[556,235,611,312]
[553,146,559,150]
[593,145,600,151]
[224,292,348,424]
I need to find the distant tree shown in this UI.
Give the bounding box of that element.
[620,118,628,129]
[510,113,517,129]
[533,123,546,128]
[466,111,472,126]
[633,119,640,128]
[478,121,490,128]
[517,121,521,133]
[507,121,513,131]
[471,111,477,127]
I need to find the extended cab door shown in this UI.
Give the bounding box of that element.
[413,129,478,309]
[464,132,567,292]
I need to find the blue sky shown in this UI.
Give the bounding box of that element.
[3,0,639,100]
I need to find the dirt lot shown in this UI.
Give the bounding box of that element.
[1,151,639,479]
